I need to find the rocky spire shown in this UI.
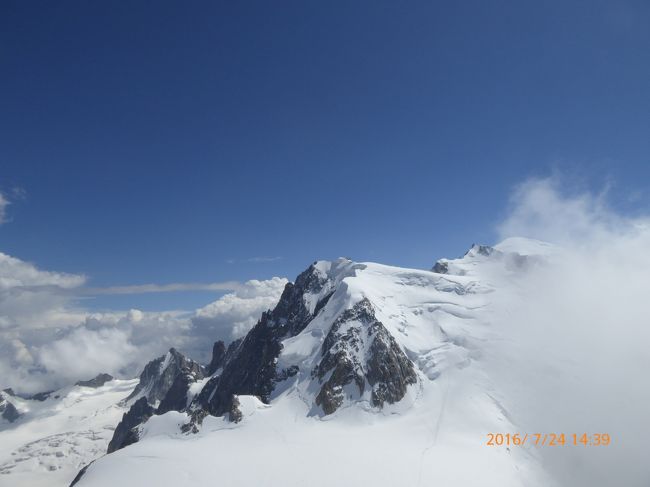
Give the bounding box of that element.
[125,348,204,406]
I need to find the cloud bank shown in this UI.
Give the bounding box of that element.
[486,177,650,487]
[0,252,288,394]
[192,277,289,341]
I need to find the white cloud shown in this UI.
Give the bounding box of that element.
[10,338,33,366]
[0,252,87,331]
[497,177,626,246]
[192,277,288,342]
[0,250,288,394]
[38,327,138,385]
[487,177,650,487]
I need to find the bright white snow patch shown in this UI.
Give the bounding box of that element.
[0,379,137,487]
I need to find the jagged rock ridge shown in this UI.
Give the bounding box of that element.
[107,348,204,453]
[104,257,432,456]
[107,398,154,453]
[125,348,204,406]
[194,261,340,417]
[313,298,417,414]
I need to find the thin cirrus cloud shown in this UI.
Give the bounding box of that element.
[78,281,244,295]
[0,192,9,225]
[1,279,244,298]
[0,187,26,225]
[226,256,283,264]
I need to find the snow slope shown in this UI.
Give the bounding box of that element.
[79,392,546,487]
[74,239,556,487]
[0,379,137,487]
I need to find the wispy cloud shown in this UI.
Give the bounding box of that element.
[3,282,244,298]
[226,256,283,264]
[0,192,10,225]
[0,247,289,392]
[79,281,244,295]
[0,187,26,225]
[489,176,650,487]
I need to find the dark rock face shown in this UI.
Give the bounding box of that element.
[313,299,417,415]
[69,460,94,487]
[197,263,334,417]
[229,395,243,423]
[433,244,499,275]
[366,321,418,408]
[313,305,367,414]
[125,348,204,406]
[0,394,20,423]
[223,339,242,365]
[180,408,209,434]
[107,397,154,453]
[29,391,53,401]
[104,348,205,453]
[469,244,496,257]
[206,341,226,375]
[275,365,299,382]
[75,373,114,388]
[432,261,449,274]
[157,373,194,414]
[200,312,283,416]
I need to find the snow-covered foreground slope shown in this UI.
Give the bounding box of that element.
[80,393,545,487]
[0,379,137,487]
[73,239,556,487]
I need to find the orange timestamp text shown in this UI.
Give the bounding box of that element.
[486,433,611,447]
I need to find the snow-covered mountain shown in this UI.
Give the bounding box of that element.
[0,239,557,487]
[0,377,138,487]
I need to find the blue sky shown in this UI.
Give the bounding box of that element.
[1,0,650,311]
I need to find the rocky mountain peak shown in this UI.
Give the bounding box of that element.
[107,397,154,454]
[193,260,352,418]
[0,392,21,423]
[465,243,497,258]
[104,258,420,454]
[313,298,417,415]
[107,349,205,453]
[125,348,204,407]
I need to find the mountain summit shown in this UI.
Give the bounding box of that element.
[68,240,554,487]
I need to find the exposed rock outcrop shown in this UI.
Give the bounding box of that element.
[75,373,114,388]
[28,391,53,401]
[107,397,154,453]
[197,262,336,417]
[125,348,204,406]
[229,395,243,423]
[206,341,226,375]
[157,372,194,414]
[106,348,204,453]
[313,298,417,415]
[69,460,94,487]
[0,393,20,423]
